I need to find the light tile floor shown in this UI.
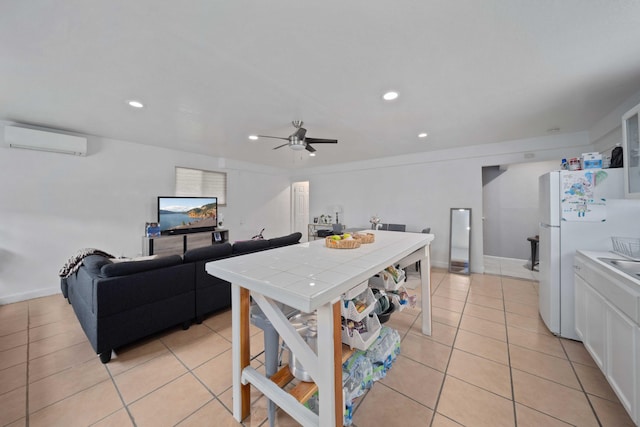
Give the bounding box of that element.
[0,269,634,426]
[484,256,539,281]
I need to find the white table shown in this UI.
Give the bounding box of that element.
[206,230,434,427]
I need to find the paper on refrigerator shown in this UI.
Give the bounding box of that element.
[561,170,610,222]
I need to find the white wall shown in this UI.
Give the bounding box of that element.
[293,132,593,272]
[0,126,291,304]
[482,160,558,260]
[0,123,599,304]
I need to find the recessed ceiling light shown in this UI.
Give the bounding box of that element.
[382,91,399,101]
[127,100,144,108]
[547,127,561,133]
[248,135,258,140]
[309,152,316,157]
[418,133,428,138]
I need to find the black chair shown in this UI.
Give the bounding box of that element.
[387,224,406,232]
[416,228,431,271]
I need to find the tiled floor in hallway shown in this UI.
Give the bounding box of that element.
[0,269,634,426]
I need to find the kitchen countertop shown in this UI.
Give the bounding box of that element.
[577,250,640,288]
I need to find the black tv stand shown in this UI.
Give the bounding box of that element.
[163,226,216,236]
[143,229,229,256]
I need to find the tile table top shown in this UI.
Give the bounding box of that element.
[206,230,433,312]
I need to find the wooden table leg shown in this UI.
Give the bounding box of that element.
[239,287,251,419]
[231,285,251,421]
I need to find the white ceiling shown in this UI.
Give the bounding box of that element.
[2,1,640,169]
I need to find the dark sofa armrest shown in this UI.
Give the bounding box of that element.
[232,239,270,254]
[267,232,302,248]
[100,255,182,277]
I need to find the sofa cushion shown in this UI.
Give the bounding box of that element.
[232,239,270,254]
[100,255,183,277]
[183,243,233,263]
[59,248,115,278]
[83,255,113,276]
[268,232,302,248]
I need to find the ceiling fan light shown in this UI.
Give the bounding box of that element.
[127,100,144,108]
[290,144,305,151]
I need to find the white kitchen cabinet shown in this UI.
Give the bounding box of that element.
[574,251,640,424]
[607,302,636,414]
[636,327,640,424]
[576,274,607,369]
[574,274,586,340]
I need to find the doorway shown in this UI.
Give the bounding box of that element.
[292,181,309,241]
[481,160,556,279]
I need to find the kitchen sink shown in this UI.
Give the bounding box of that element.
[598,257,640,277]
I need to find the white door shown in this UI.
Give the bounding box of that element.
[292,181,309,241]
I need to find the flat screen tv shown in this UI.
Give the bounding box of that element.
[157,196,217,235]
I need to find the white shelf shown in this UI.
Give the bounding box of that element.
[368,268,406,291]
[341,287,376,322]
[386,286,415,313]
[341,313,381,351]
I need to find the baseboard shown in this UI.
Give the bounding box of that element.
[484,255,529,264]
[0,287,61,305]
[430,260,449,270]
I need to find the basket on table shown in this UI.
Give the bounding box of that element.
[325,236,361,249]
[353,233,375,244]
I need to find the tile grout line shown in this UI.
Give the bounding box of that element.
[104,349,150,426]
[502,274,519,427]
[15,268,626,426]
[351,269,452,426]
[559,339,604,427]
[428,274,472,427]
[503,275,601,426]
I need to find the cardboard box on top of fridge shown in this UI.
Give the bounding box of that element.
[581,152,602,169]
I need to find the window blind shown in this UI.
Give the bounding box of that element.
[175,167,227,205]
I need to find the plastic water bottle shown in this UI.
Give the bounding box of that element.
[561,158,568,170]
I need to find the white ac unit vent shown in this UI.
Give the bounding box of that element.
[3,125,87,156]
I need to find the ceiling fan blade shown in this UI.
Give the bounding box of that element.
[305,137,338,144]
[272,142,290,150]
[293,127,307,140]
[257,135,289,141]
[305,144,316,153]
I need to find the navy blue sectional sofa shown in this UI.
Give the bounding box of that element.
[61,232,302,363]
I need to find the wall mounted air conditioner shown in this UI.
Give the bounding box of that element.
[3,125,87,156]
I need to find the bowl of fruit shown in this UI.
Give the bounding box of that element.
[325,233,362,249]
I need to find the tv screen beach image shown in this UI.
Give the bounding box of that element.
[158,197,217,232]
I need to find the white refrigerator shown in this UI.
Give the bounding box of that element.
[538,168,639,340]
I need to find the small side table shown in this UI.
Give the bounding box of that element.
[527,235,539,271]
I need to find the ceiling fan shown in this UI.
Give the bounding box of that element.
[257,121,338,153]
